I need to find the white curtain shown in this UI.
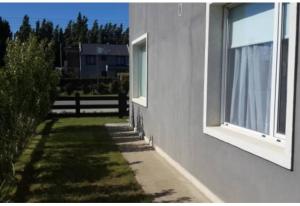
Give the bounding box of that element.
[227,42,273,134]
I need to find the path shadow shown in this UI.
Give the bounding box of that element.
[153,189,192,203]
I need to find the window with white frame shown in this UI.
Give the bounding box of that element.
[204,3,297,169]
[131,33,148,107]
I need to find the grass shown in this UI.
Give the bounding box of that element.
[2,117,153,203]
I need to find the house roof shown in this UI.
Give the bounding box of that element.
[80,44,128,56]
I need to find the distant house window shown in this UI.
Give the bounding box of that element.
[203,3,297,169]
[86,55,96,65]
[132,33,147,107]
[101,55,107,61]
[116,56,126,65]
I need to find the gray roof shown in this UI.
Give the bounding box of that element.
[80,44,128,56]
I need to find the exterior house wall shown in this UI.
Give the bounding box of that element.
[129,3,300,202]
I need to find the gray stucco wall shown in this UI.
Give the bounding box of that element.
[129,3,300,202]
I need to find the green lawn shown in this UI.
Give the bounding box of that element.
[3,117,152,202]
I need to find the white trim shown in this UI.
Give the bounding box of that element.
[221,6,229,123]
[132,33,147,46]
[273,3,283,139]
[143,136,223,203]
[203,3,296,170]
[222,122,285,146]
[131,33,148,108]
[285,3,297,166]
[204,126,291,169]
[203,3,210,130]
[132,97,147,107]
[269,3,280,137]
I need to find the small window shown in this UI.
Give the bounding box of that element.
[101,55,107,61]
[116,56,126,65]
[204,3,297,169]
[86,55,96,65]
[131,33,148,107]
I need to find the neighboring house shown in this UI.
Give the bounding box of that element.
[79,43,129,79]
[64,45,80,78]
[130,3,300,202]
[64,43,129,79]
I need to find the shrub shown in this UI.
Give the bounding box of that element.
[97,82,109,94]
[65,82,75,95]
[82,83,92,94]
[0,35,59,192]
[109,80,121,94]
[121,79,129,94]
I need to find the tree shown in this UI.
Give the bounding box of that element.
[53,26,64,67]
[88,20,99,43]
[0,17,11,67]
[74,12,88,43]
[122,27,129,44]
[36,19,54,42]
[64,20,74,46]
[15,15,32,42]
[35,20,40,36]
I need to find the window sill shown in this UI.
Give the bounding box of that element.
[204,126,292,169]
[132,97,147,107]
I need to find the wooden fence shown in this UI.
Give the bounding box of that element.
[49,92,129,118]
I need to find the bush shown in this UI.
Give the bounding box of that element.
[0,35,59,191]
[65,82,75,95]
[97,82,109,94]
[121,79,129,94]
[109,80,121,94]
[82,84,92,94]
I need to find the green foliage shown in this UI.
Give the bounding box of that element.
[15,15,32,42]
[0,35,59,191]
[35,19,54,43]
[1,12,129,68]
[97,82,109,94]
[65,82,75,95]
[0,17,12,67]
[88,20,100,43]
[82,83,92,94]
[110,80,121,94]
[121,79,129,94]
[62,13,129,46]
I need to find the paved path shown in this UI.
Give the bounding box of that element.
[105,123,210,203]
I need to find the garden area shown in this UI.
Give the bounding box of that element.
[0,35,149,202]
[1,117,152,202]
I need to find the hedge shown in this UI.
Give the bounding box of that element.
[0,36,59,194]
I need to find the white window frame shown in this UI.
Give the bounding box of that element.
[131,33,148,107]
[203,3,297,169]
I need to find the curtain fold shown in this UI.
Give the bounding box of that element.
[227,42,273,134]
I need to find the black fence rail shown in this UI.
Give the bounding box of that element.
[48,92,129,118]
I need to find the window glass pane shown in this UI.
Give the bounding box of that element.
[137,44,147,97]
[225,3,274,134]
[277,3,289,134]
[230,3,274,48]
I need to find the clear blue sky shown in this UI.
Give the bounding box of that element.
[0,3,128,33]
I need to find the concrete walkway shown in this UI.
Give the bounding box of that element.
[105,123,210,203]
